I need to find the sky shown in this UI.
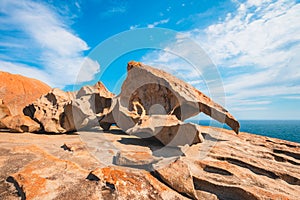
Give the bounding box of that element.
[0,0,300,120]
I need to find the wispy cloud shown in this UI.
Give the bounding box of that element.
[0,0,100,88]
[100,0,127,18]
[147,19,169,28]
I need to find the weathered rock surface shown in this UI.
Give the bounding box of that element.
[0,99,11,120]
[0,99,11,128]
[23,82,114,133]
[0,71,51,116]
[23,88,75,133]
[115,150,159,168]
[155,158,198,199]
[0,115,40,133]
[69,82,115,130]
[1,127,299,199]
[118,61,240,133]
[99,61,239,147]
[155,127,300,200]
[0,131,186,199]
[88,166,187,199]
[127,115,204,146]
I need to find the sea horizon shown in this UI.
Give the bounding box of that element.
[188,119,300,144]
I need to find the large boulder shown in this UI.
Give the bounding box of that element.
[68,82,115,130]
[118,61,240,133]
[24,82,115,133]
[0,115,40,133]
[0,71,51,116]
[23,88,74,133]
[102,61,239,146]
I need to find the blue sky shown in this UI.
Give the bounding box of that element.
[0,0,300,120]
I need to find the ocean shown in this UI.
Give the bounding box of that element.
[191,120,300,144]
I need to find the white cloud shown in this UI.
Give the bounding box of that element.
[147,19,169,28]
[200,0,300,69]
[0,0,100,88]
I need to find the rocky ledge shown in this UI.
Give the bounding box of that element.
[0,126,299,199]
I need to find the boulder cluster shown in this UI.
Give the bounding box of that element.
[1,61,239,147]
[1,61,239,146]
[1,62,300,200]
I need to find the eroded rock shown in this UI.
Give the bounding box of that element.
[23,88,74,133]
[154,126,300,200]
[115,150,159,168]
[88,166,188,199]
[0,115,40,133]
[119,61,239,133]
[155,158,198,199]
[68,82,115,130]
[1,126,300,199]
[127,115,204,146]
[23,82,115,133]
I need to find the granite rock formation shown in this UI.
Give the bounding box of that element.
[23,88,75,133]
[99,61,239,146]
[68,82,115,130]
[23,82,114,133]
[0,115,40,133]
[118,61,240,133]
[1,127,299,199]
[0,71,51,116]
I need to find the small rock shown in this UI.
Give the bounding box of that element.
[115,150,159,167]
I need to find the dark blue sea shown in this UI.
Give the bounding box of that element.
[189,120,300,143]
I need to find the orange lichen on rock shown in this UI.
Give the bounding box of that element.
[0,71,51,116]
[127,60,142,71]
